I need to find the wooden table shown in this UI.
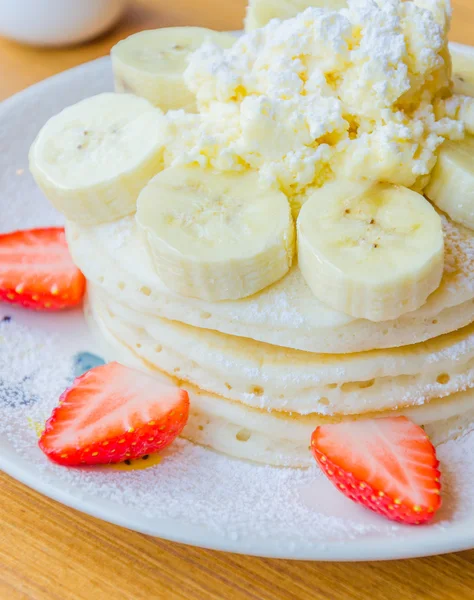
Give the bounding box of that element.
[1,2,474,598]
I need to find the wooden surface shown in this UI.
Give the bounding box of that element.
[1,1,474,599]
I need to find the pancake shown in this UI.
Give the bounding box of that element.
[88,286,474,415]
[85,297,474,467]
[67,213,474,354]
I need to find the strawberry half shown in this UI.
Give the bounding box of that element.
[39,362,189,466]
[0,227,85,310]
[311,416,441,525]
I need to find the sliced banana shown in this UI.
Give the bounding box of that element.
[136,166,295,301]
[451,44,474,97]
[297,180,444,322]
[245,0,347,31]
[425,136,474,230]
[111,27,236,112]
[29,93,164,226]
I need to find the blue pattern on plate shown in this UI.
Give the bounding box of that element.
[0,376,38,408]
[0,349,105,408]
[73,352,106,378]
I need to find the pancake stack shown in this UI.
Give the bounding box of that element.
[65,213,474,467]
[28,3,474,467]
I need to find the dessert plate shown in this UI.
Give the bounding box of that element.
[1,46,474,561]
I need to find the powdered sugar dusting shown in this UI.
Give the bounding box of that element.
[1,315,474,552]
[442,215,474,296]
[98,216,133,251]
[0,318,73,412]
[437,434,474,522]
[0,316,390,544]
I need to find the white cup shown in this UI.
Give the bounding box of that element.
[0,0,128,46]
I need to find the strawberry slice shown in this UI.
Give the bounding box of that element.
[311,416,441,525]
[39,362,189,466]
[0,227,85,310]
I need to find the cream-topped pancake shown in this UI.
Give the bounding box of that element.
[27,0,474,470]
[68,213,474,354]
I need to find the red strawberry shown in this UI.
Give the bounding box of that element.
[311,416,441,525]
[0,227,85,310]
[39,362,189,466]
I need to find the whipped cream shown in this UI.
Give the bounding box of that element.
[158,0,470,197]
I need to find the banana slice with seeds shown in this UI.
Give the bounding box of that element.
[451,44,474,97]
[111,27,236,112]
[425,136,474,230]
[29,93,164,226]
[136,166,295,301]
[245,0,347,31]
[297,180,444,322]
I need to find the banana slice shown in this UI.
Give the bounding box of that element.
[111,27,236,112]
[29,93,164,226]
[136,166,295,301]
[425,136,474,230]
[245,0,347,31]
[451,44,474,97]
[297,180,444,322]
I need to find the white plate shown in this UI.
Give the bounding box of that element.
[1,46,474,562]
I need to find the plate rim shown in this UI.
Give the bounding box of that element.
[3,446,474,562]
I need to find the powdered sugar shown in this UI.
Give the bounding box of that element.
[436,433,474,522]
[97,215,133,250]
[0,318,73,406]
[1,313,474,553]
[442,215,474,295]
[0,315,390,545]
